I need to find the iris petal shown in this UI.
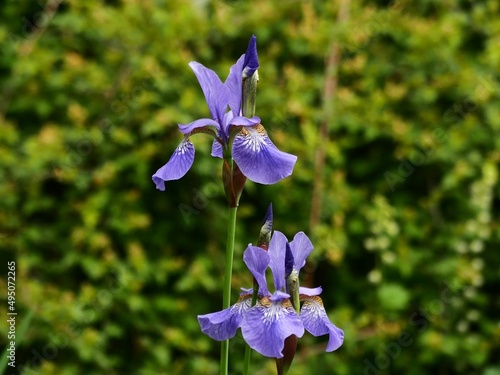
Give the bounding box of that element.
[299,286,322,296]
[232,125,297,184]
[243,246,270,296]
[289,232,314,272]
[228,115,261,128]
[178,118,220,135]
[152,139,195,191]
[241,296,304,358]
[268,231,288,291]
[225,55,245,116]
[211,139,223,158]
[300,296,344,352]
[189,61,230,122]
[198,294,252,341]
[243,35,259,78]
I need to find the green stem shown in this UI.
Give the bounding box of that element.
[243,283,259,375]
[221,205,238,375]
[243,343,252,375]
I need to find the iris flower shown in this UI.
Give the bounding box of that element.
[271,231,345,353]
[152,36,297,191]
[198,231,344,358]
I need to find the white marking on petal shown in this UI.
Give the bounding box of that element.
[176,139,193,155]
[239,125,267,153]
[303,301,322,320]
[259,297,293,326]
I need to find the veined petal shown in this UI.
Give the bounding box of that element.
[198,294,252,341]
[299,286,323,296]
[152,138,195,191]
[268,231,288,291]
[242,296,304,358]
[243,246,270,296]
[225,55,245,116]
[189,61,230,122]
[211,139,223,158]
[289,232,314,272]
[178,118,220,135]
[232,125,297,185]
[300,296,344,352]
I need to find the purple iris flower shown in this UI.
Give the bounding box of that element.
[197,231,344,358]
[240,245,305,358]
[270,231,345,353]
[152,36,297,191]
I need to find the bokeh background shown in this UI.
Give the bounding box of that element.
[1,0,500,374]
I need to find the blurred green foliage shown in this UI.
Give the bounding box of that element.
[1,0,499,374]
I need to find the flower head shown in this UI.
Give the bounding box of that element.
[240,245,304,358]
[197,230,344,358]
[269,231,345,352]
[152,36,297,191]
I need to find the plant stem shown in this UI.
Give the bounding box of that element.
[242,342,252,375]
[221,205,238,375]
[242,285,258,375]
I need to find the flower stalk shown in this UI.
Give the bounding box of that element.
[244,205,273,375]
[220,204,238,375]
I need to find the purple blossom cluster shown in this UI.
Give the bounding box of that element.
[152,36,296,192]
[198,230,344,358]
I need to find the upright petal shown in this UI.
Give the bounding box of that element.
[198,294,252,341]
[243,35,259,78]
[225,55,245,116]
[300,296,344,352]
[268,231,288,291]
[284,242,295,279]
[289,232,314,272]
[243,246,270,296]
[189,61,230,122]
[241,296,304,358]
[232,125,297,185]
[152,138,195,191]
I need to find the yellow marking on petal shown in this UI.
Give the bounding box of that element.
[258,296,272,307]
[237,124,269,153]
[238,293,253,302]
[299,295,324,306]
